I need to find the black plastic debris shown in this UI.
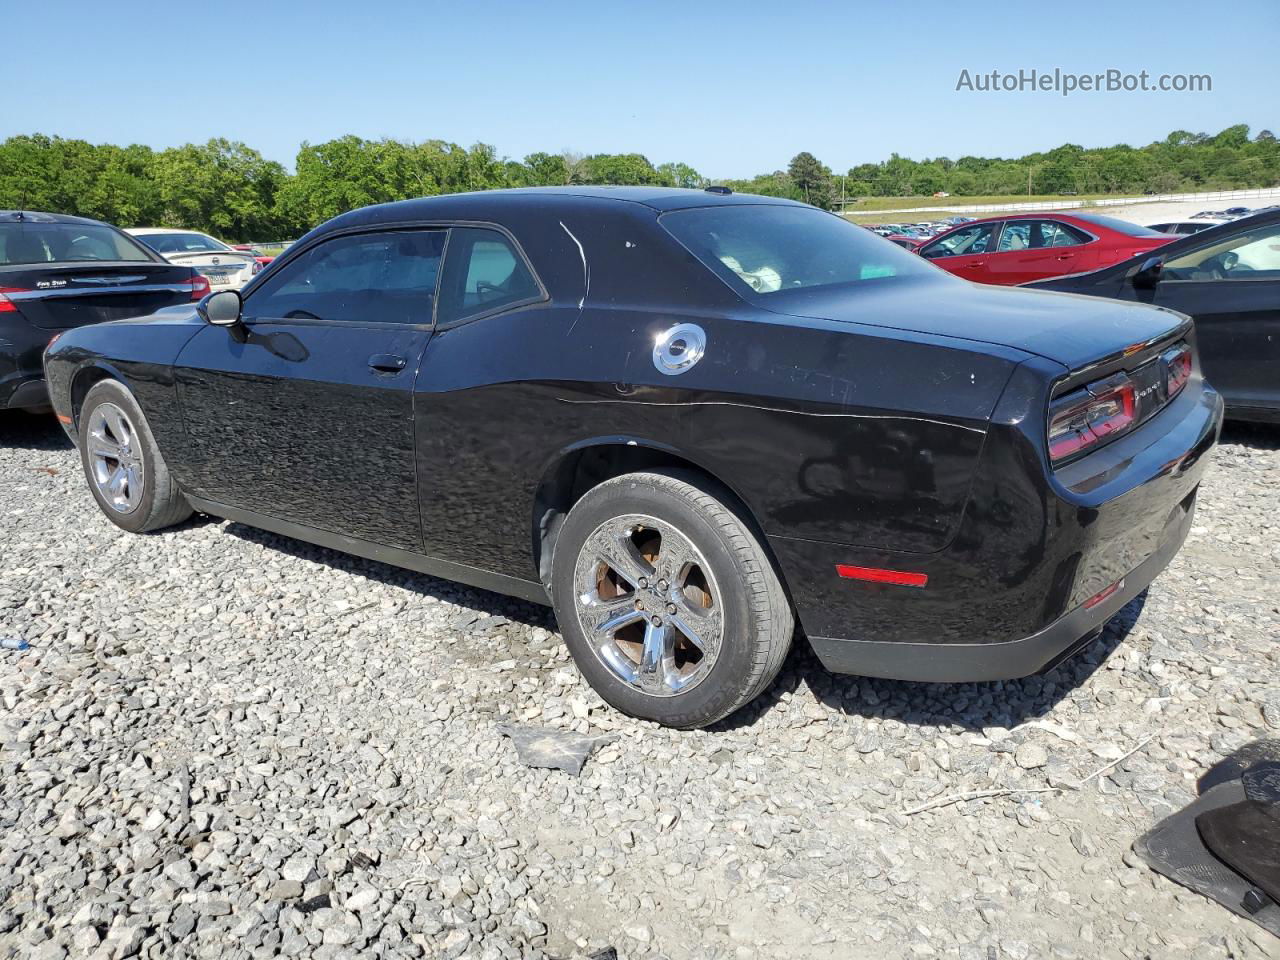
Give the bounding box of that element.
[1198,757,1280,906]
[1135,738,1280,937]
[296,893,331,914]
[1243,761,1280,819]
[497,724,618,777]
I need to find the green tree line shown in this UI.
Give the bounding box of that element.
[0,124,1275,242]
[727,125,1280,209]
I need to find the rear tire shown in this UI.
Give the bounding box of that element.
[551,469,793,729]
[78,380,192,533]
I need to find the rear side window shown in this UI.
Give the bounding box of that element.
[245,229,445,325]
[436,227,541,324]
[0,222,154,265]
[661,204,928,297]
[997,220,1088,252]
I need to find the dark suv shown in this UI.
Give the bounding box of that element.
[1,211,210,412]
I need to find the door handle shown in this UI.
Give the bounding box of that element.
[1056,253,1075,260]
[368,353,407,373]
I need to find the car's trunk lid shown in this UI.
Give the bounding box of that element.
[761,274,1186,371]
[159,250,257,283]
[1,261,195,329]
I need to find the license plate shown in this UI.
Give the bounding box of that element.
[205,272,233,284]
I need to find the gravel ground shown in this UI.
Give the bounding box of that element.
[1,412,1279,960]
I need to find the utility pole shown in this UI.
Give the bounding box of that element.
[1027,166,1032,196]
[841,174,846,210]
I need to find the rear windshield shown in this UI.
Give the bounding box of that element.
[0,222,155,265]
[137,232,231,254]
[660,204,930,298]
[1071,213,1166,238]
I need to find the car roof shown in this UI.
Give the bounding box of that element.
[329,186,811,223]
[0,210,113,226]
[126,227,211,235]
[955,211,1089,227]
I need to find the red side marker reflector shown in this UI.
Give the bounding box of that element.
[1083,578,1124,610]
[56,414,73,425]
[836,564,928,588]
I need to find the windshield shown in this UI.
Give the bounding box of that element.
[1072,213,1166,238]
[137,232,232,254]
[0,222,155,265]
[660,204,931,298]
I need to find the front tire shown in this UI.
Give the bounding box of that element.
[78,380,192,533]
[551,470,793,729]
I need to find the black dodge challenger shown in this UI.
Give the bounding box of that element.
[43,187,1223,728]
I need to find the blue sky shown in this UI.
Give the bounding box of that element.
[6,0,1276,177]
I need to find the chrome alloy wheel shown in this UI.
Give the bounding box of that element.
[86,402,144,514]
[573,514,724,697]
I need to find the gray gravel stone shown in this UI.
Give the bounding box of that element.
[1015,742,1049,769]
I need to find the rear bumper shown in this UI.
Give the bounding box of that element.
[772,375,1223,682]
[2,375,51,410]
[1,314,57,409]
[808,487,1194,681]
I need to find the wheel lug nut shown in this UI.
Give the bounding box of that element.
[638,577,648,588]
[634,599,644,610]
[658,579,669,590]
[650,615,661,626]
[666,603,677,614]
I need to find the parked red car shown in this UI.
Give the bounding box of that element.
[230,243,275,268]
[916,212,1175,285]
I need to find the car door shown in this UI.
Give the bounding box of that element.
[173,227,446,552]
[1140,219,1280,418]
[982,219,1096,285]
[918,221,1001,281]
[410,225,551,572]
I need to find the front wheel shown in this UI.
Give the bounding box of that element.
[551,470,794,729]
[78,379,192,533]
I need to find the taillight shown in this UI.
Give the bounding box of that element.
[1163,344,1192,398]
[251,261,263,275]
[189,275,211,301]
[1048,375,1137,464]
[0,286,30,313]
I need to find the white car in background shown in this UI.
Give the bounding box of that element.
[125,228,261,291]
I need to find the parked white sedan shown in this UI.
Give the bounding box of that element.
[125,228,261,291]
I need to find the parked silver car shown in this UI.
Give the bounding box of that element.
[126,228,261,291]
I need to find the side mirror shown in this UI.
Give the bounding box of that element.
[197,289,243,327]
[1131,256,1163,290]
[197,289,241,327]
